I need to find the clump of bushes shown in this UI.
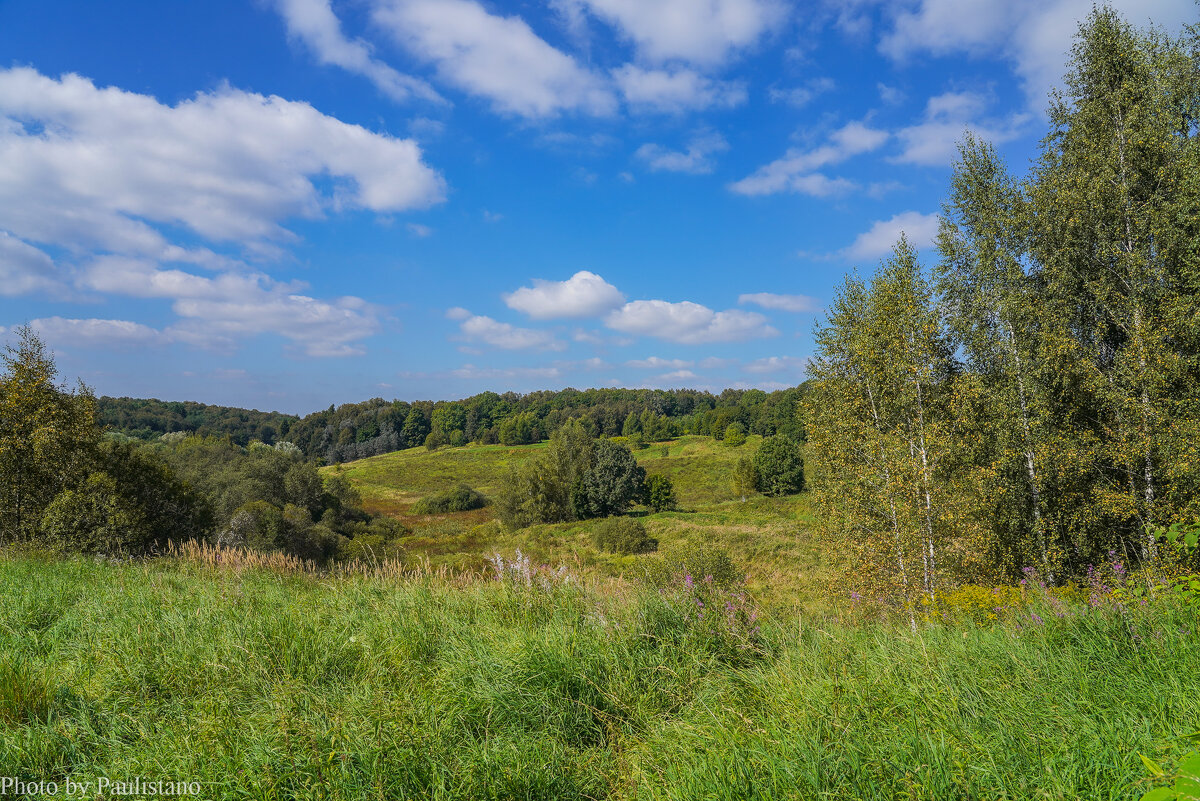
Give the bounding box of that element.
[592,518,657,555]
[640,543,744,589]
[412,484,488,514]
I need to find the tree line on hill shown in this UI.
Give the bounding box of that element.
[1,329,403,561]
[98,384,809,465]
[806,8,1200,610]
[2,326,809,562]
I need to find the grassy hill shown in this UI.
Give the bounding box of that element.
[324,436,836,611]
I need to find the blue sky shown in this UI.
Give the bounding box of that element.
[0,0,1194,413]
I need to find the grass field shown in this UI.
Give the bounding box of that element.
[323,436,835,611]
[1,553,1196,800]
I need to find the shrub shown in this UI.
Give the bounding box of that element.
[592,517,657,555]
[723,423,747,447]
[753,434,805,496]
[644,474,677,512]
[412,484,488,514]
[640,543,744,589]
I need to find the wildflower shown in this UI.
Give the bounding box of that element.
[684,574,694,590]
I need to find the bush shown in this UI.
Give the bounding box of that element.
[592,518,657,555]
[412,484,488,514]
[644,474,677,512]
[640,543,745,589]
[723,423,747,447]
[753,434,805,496]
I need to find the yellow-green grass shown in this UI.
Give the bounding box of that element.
[2,553,1196,800]
[324,436,836,611]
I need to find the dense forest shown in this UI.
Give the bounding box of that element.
[99,384,809,464]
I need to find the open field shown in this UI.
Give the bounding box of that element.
[324,436,836,611]
[1,554,1197,800]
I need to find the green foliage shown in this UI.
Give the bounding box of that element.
[1139,732,1200,801]
[723,422,747,446]
[0,327,98,543]
[572,439,646,519]
[644,474,677,512]
[592,517,657,554]
[412,484,488,515]
[732,457,758,501]
[96,396,295,447]
[641,543,745,589]
[753,435,805,497]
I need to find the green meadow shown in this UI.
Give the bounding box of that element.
[325,436,834,610]
[1,551,1197,800]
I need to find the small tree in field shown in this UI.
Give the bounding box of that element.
[732,457,758,502]
[753,435,805,496]
[644,474,677,512]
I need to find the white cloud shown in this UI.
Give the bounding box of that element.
[28,317,162,348]
[657,369,698,382]
[728,120,887,196]
[614,65,746,113]
[272,0,443,103]
[575,0,786,66]
[503,270,625,319]
[879,0,1196,108]
[738,292,820,313]
[891,91,1027,166]
[636,132,729,174]
[842,211,940,261]
[0,232,63,296]
[372,0,616,117]
[743,355,808,374]
[0,68,445,358]
[450,364,562,380]
[626,356,693,369]
[80,257,380,357]
[406,222,433,237]
[452,311,565,350]
[768,77,836,108]
[0,67,445,254]
[606,300,778,344]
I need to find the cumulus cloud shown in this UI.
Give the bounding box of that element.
[879,0,1195,108]
[636,132,729,174]
[372,0,616,117]
[0,232,63,296]
[451,310,565,350]
[891,91,1028,166]
[738,292,820,313]
[272,0,443,103]
[606,300,778,344]
[81,257,380,357]
[743,355,808,374]
[0,68,444,253]
[503,270,625,319]
[573,0,787,66]
[0,67,441,356]
[842,211,940,261]
[614,65,746,113]
[728,120,887,196]
[28,317,163,348]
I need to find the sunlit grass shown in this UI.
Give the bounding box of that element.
[0,554,1196,799]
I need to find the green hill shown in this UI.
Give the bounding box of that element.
[324,435,834,611]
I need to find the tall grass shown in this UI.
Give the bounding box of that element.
[0,553,1196,799]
